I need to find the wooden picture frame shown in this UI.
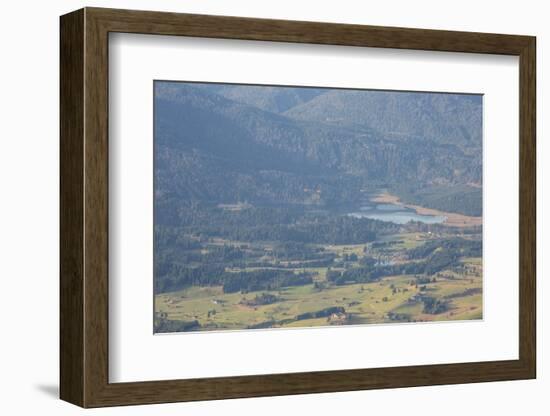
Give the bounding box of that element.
[60,7,536,408]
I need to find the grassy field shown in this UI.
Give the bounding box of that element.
[155,244,482,332]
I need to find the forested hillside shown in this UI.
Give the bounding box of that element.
[154,82,482,214]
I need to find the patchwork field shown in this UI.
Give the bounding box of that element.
[155,232,482,332]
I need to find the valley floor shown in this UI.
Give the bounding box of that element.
[155,232,482,333]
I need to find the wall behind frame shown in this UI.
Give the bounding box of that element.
[0,0,545,415]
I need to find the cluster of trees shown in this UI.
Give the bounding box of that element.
[196,213,383,245]
[444,287,482,299]
[424,250,459,275]
[240,293,280,306]
[271,242,329,261]
[154,314,201,333]
[158,204,399,246]
[155,264,313,294]
[200,245,245,263]
[371,240,403,249]
[154,203,404,294]
[327,261,427,285]
[407,237,482,260]
[247,306,348,330]
[394,184,482,217]
[223,270,313,293]
[155,232,481,295]
[387,312,412,322]
[296,306,346,321]
[156,244,247,268]
[327,238,480,286]
[246,257,335,269]
[155,264,226,293]
[328,267,378,285]
[420,296,450,314]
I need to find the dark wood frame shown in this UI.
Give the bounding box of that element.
[60,7,536,408]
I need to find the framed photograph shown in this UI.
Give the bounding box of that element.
[60,7,536,407]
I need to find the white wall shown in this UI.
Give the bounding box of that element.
[0,0,545,414]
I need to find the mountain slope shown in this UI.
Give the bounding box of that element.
[284,89,483,155]
[154,83,482,215]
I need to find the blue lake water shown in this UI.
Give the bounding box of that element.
[347,203,446,225]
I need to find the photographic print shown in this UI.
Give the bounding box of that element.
[153,81,483,333]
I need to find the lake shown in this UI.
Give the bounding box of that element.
[347,203,447,225]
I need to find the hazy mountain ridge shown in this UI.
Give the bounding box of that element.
[284,89,482,153]
[193,83,325,114]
